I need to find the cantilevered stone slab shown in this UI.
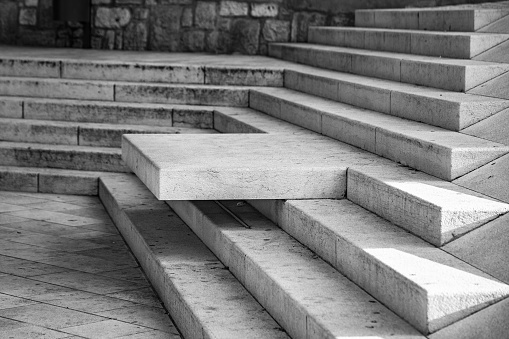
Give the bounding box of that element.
[122,134,381,200]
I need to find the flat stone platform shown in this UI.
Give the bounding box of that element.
[122,133,384,200]
[0,191,180,339]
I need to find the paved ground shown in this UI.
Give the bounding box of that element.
[0,191,181,339]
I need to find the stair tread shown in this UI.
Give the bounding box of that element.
[99,174,290,339]
[168,199,424,338]
[252,86,508,151]
[274,42,509,67]
[0,141,122,153]
[283,63,509,132]
[0,117,215,133]
[311,26,509,37]
[287,63,508,104]
[277,198,509,333]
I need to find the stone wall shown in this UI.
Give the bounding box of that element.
[0,0,503,54]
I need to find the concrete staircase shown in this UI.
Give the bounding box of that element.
[1,2,509,339]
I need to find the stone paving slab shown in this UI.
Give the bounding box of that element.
[122,133,383,200]
[0,190,181,339]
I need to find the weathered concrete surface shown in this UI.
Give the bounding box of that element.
[0,118,78,145]
[250,87,509,181]
[429,298,509,339]
[454,153,509,204]
[347,164,509,246]
[0,98,23,119]
[99,174,289,339]
[0,166,38,192]
[22,98,176,126]
[308,27,509,59]
[478,14,509,33]
[115,83,250,107]
[468,71,509,100]
[78,122,215,148]
[355,8,509,32]
[122,133,383,200]
[0,59,60,78]
[62,61,204,84]
[0,77,114,101]
[284,66,509,131]
[278,198,509,334]
[0,141,128,173]
[0,166,105,195]
[462,108,509,145]
[168,199,424,339]
[270,43,509,91]
[443,213,509,284]
[474,39,509,63]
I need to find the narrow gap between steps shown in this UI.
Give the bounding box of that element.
[21,101,24,119]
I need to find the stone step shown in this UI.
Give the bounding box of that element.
[98,174,289,339]
[217,106,509,248]
[0,77,250,106]
[248,198,509,334]
[269,43,509,92]
[167,199,424,339]
[355,8,509,32]
[454,153,509,204]
[0,55,284,86]
[282,65,509,131]
[462,107,509,145]
[474,39,509,63]
[0,96,215,128]
[308,27,509,59]
[122,133,385,200]
[0,166,108,195]
[0,141,128,172]
[250,87,509,181]
[469,70,509,99]
[347,164,509,246]
[443,212,509,285]
[0,118,216,148]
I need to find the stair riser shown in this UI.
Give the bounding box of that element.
[285,69,508,131]
[271,44,505,92]
[0,59,60,78]
[250,90,472,181]
[0,121,78,145]
[0,59,284,87]
[309,28,506,59]
[0,78,114,101]
[356,9,509,32]
[62,61,204,84]
[115,84,249,107]
[22,100,175,126]
[0,147,128,172]
[0,167,99,195]
[0,78,250,106]
[9,99,213,128]
[0,98,23,118]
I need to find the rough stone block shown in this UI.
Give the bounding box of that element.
[19,8,37,26]
[251,3,278,17]
[205,67,283,86]
[262,20,290,42]
[196,2,217,29]
[219,1,248,16]
[95,7,131,29]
